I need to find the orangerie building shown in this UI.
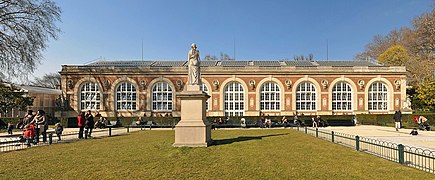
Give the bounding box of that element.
[59,60,407,118]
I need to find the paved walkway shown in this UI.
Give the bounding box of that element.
[324,125,435,150]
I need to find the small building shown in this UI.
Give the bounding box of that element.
[59,60,408,117]
[0,83,62,118]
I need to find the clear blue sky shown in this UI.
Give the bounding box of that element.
[34,0,433,79]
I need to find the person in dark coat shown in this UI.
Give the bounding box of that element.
[54,123,63,141]
[7,122,14,135]
[23,110,34,125]
[393,111,402,131]
[85,110,94,137]
[77,112,86,139]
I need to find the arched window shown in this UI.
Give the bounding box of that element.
[116,82,137,111]
[260,82,281,111]
[224,82,244,116]
[152,82,173,111]
[296,82,316,111]
[200,83,209,111]
[368,82,388,111]
[332,82,352,111]
[80,82,100,110]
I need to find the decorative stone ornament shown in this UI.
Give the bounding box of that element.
[140,80,147,90]
[212,80,219,90]
[358,80,365,90]
[249,80,256,90]
[67,79,74,89]
[285,80,292,90]
[394,79,401,90]
[104,79,111,89]
[321,80,329,89]
[176,80,184,90]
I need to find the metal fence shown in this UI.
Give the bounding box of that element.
[293,126,435,174]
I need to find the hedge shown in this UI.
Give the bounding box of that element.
[10,113,434,129]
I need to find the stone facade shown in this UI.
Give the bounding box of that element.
[59,60,407,117]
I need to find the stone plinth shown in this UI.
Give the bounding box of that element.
[173,85,211,147]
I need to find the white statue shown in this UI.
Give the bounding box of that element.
[188,43,201,85]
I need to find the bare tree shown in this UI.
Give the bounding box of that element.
[204,52,233,61]
[293,53,314,61]
[31,72,60,89]
[0,0,61,81]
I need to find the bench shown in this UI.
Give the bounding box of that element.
[105,121,119,128]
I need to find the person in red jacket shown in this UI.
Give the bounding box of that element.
[23,124,35,147]
[77,111,86,139]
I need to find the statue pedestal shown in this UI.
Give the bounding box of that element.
[173,85,212,147]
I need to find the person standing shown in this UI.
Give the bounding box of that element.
[398,110,402,129]
[85,110,94,137]
[31,110,46,143]
[23,110,34,125]
[77,112,86,139]
[393,111,402,131]
[23,124,35,147]
[7,122,14,135]
[311,116,318,128]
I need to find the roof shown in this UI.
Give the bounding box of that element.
[18,85,62,95]
[84,60,382,67]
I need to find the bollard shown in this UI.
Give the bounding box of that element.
[398,144,405,164]
[48,133,53,145]
[355,136,360,151]
[297,126,299,131]
[84,130,88,139]
[127,126,130,133]
[305,126,307,134]
[141,125,143,131]
[109,127,112,136]
[316,128,319,137]
[331,131,335,143]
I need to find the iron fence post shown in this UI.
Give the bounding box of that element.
[331,131,334,143]
[84,130,88,139]
[305,126,307,134]
[48,133,52,145]
[355,136,360,151]
[316,128,319,137]
[109,127,112,136]
[398,144,405,164]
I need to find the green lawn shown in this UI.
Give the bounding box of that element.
[0,129,432,179]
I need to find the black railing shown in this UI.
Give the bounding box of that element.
[293,126,435,174]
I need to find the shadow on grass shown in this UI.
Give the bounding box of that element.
[211,133,289,146]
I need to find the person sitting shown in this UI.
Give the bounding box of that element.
[54,123,63,141]
[282,116,288,128]
[136,117,143,126]
[240,117,246,128]
[410,128,418,136]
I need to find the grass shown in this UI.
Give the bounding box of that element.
[0,129,432,179]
